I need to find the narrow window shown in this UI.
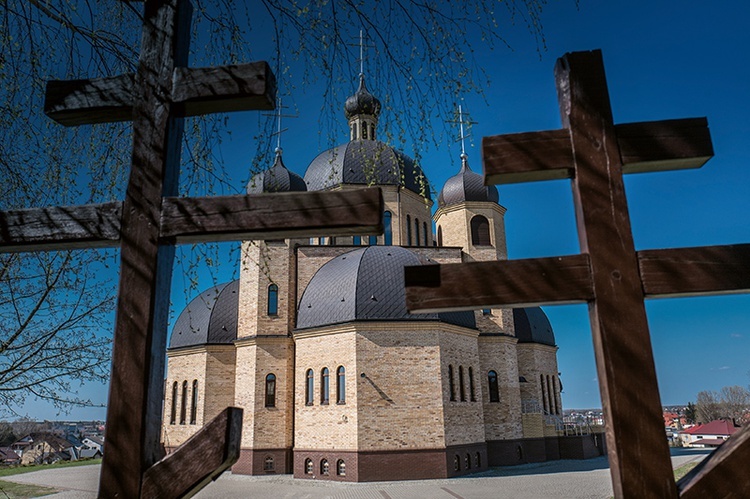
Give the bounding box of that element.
[170,382,178,424]
[353,236,361,245]
[448,365,456,401]
[306,369,314,406]
[470,215,491,246]
[459,366,466,401]
[265,373,276,407]
[352,122,357,140]
[384,211,392,245]
[267,284,278,316]
[321,367,330,405]
[337,366,346,404]
[547,375,554,415]
[414,218,420,247]
[370,123,376,140]
[305,458,313,474]
[329,237,336,245]
[437,226,443,246]
[454,455,460,471]
[337,459,346,476]
[190,380,198,424]
[180,380,188,424]
[362,123,368,139]
[369,235,378,245]
[406,215,412,245]
[540,374,547,413]
[465,453,471,469]
[321,459,330,475]
[318,237,324,245]
[475,452,481,468]
[423,221,428,246]
[488,370,499,403]
[264,456,275,471]
[469,367,476,402]
[553,376,560,415]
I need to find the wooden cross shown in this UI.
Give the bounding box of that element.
[405,50,750,498]
[0,1,382,497]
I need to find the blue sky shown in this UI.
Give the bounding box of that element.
[20,0,749,420]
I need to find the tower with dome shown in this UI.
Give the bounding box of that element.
[162,73,596,482]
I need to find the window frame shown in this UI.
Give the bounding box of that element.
[190,379,198,424]
[305,369,314,406]
[470,215,492,246]
[180,380,188,424]
[265,373,276,408]
[488,370,500,403]
[337,366,346,404]
[321,367,330,405]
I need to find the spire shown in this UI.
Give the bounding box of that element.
[453,104,477,170]
[344,29,380,140]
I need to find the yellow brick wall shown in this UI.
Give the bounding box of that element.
[478,335,523,441]
[516,343,562,418]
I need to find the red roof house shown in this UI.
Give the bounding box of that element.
[679,419,740,448]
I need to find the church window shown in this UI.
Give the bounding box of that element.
[305,458,313,474]
[423,221,428,246]
[180,380,188,424]
[406,215,412,245]
[414,218,420,246]
[321,459,330,475]
[437,226,443,246]
[488,370,500,403]
[553,376,560,415]
[448,365,456,401]
[352,122,357,140]
[547,375,554,415]
[306,369,314,406]
[465,453,471,469]
[459,366,466,401]
[330,237,337,245]
[369,235,378,245]
[264,456,275,471]
[475,452,481,468]
[318,237,324,245]
[353,236,361,245]
[170,382,178,424]
[540,374,547,413]
[337,459,346,476]
[265,373,276,407]
[267,284,278,316]
[190,380,198,424]
[384,211,392,245]
[337,366,346,404]
[362,122,368,139]
[371,123,376,140]
[454,455,460,471]
[470,215,491,246]
[321,368,330,405]
[469,367,476,402]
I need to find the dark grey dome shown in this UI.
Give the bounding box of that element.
[438,156,499,208]
[344,74,381,119]
[513,307,555,346]
[169,280,239,349]
[297,246,475,329]
[246,150,307,194]
[304,140,431,200]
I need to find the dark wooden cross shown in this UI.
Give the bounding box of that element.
[405,50,750,498]
[0,1,382,497]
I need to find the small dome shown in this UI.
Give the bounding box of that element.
[304,140,431,200]
[513,307,556,346]
[344,74,381,119]
[169,280,239,349]
[297,246,475,330]
[438,156,499,208]
[246,150,307,194]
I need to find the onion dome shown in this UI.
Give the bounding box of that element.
[297,246,475,329]
[512,307,556,346]
[437,154,499,208]
[304,140,431,200]
[344,74,381,119]
[169,280,239,349]
[246,149,307,194]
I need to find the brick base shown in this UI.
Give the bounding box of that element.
[231,448,292,475]
[487,434,606,466]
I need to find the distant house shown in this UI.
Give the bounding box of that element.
[80,436,104,458]
[679,419,740,448]
[11,433,79,465]
[0,447,21,465]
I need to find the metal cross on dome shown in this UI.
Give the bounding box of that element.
[405,50,750,498]
[0,0,382,497]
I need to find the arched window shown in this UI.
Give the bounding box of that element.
[362,122,368,139]
[448,365,456,401]
[553,376,560,415]
[305,458,313,474]
[406,215,412,245]
[437,226,443,246]
[454,455,460,471]
[321,368,330,405]
[488,370,499,403]
[547,375,554,415]
[337,366,346,404]
[465,453,471,469]
[369,235,378,245]
[265,373,276,407]
[475,452,481,468]
[423,221,428,246]
[414,218,420,247]
[337,459,346,476]
[180,380,188,424]
[267,284,278,316]
[170,382,178,424]
[384,211,392,245]
[352,123,357,140]
[540,374,547,413]
[469,367,476,402]
[264,456,275,471]
[306,369,314,406]
[190,380,198,424]
[370,123,376,140]
[321,459,330,475]
[459,366,466,401]
[470,215,491,246]
[353,235,361,245]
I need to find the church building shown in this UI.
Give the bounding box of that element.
[162,73,588,482]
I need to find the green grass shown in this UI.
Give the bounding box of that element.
[0,458,101,478]
[673,461,699,481]
[0,479,58,498]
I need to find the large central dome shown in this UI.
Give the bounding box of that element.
[304,140,431,200]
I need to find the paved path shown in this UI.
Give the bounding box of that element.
[3,448,710,499]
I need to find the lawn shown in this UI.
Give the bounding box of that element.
[0,458,101,498]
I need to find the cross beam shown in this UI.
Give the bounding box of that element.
[406,50,749,497]
[0,0,383,497]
